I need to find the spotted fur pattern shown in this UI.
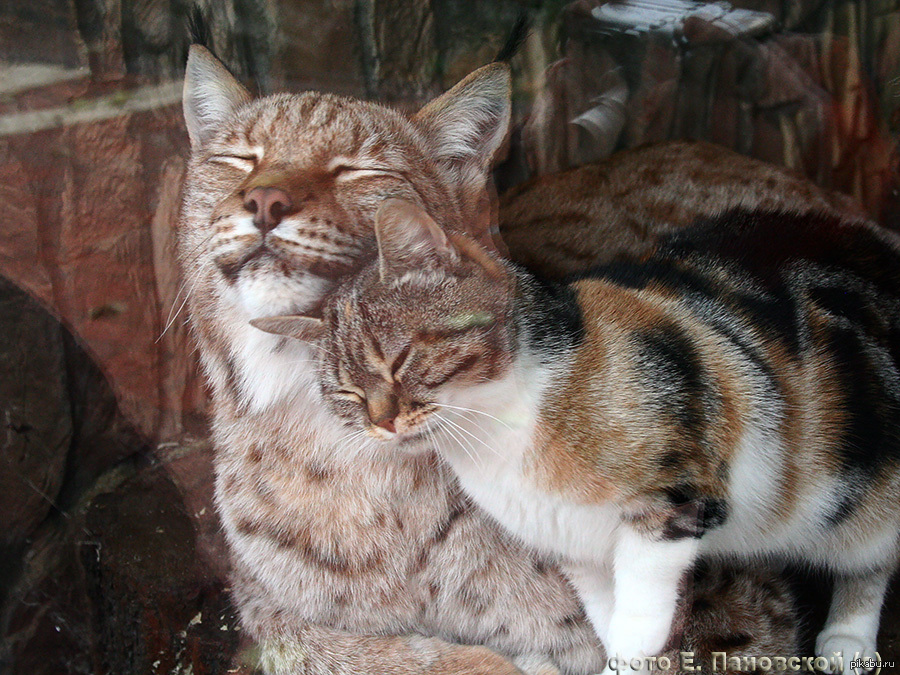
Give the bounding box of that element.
[299,202,900,674]
[499,141,869,280]
[179,45,801,674]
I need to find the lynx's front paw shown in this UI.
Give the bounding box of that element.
[816,628,877,674]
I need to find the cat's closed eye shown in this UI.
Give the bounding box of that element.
[334,386,366,402]
[391,344,413,379]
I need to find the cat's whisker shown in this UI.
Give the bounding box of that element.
[433,403,514,431]
[445,409,510,458]
[432,416,469,461]
[434,414,483,470]
[333,427,367,445]
[178,236,210,268]
[424,423,445,458]
[438,412,504,460]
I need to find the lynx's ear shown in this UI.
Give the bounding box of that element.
[250,315,325,342]
[183,45,252,150]
[413,63,511,175]
[374,199,456,283]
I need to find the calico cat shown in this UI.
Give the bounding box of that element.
[180,44,802,674]
[257,198,900,674]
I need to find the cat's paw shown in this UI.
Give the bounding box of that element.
[512,654,562,675]
[815,628,878,674]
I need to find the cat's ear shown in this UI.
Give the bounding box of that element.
[374,199,456,283]
[250,315,325,342]
[183,45,252,150]
[413,63,511,177]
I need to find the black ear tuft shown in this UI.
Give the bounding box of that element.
[187,7,212,51]
[495,11,533,64]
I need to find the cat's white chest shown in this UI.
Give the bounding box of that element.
[437,371,621,564]
[453,451,621,563]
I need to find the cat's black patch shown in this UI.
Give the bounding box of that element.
[827,324,900,476]
[579,257,715,297]
[691,597,712,613]
[664,483,697,507]
[808,286,876,332]
[519,270,584,356]
[658,451,684,470]
[580,253,800,354]
[701,498,729,531]
[633,325,709,436]
[827,492,861,528]
[703,313,781,397]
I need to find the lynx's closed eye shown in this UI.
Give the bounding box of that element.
[328,159,403,182]
[207,152,260,172]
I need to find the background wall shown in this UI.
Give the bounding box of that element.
[0,1,898,672]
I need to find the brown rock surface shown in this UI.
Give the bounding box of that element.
[0,276,71,548]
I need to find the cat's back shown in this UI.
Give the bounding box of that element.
[663,209,900,298]
[576,209,900,342]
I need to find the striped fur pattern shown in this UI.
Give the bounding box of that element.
[292,200,900,674]
[179,46,800,673]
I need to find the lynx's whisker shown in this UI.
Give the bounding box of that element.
[157,282,192,342]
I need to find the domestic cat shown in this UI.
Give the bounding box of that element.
[179,44,801,673]
[259,198,900,674]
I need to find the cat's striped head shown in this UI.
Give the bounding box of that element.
[177,46,511,411]
[253,199,518,452]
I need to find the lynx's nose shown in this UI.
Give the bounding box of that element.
[243,187,295,233]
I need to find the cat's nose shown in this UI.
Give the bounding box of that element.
[374,417,397,434]
[243,187,295,233]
